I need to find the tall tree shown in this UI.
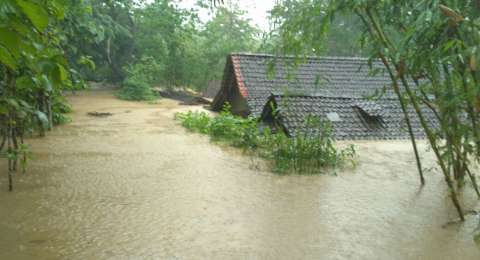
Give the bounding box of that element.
[268,0,365,56]
[194,6,261,89]
[133,0,198,87]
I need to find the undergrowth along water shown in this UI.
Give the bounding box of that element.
[175,105,356,174]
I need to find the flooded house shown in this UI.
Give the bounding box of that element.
[212,53,438,139]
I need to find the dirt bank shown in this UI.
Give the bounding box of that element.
[0,89,479,259]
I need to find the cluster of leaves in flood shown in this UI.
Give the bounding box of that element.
[271,0,480,221]
[175,105,356,174]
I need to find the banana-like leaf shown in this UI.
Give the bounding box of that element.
[17,0,49,32]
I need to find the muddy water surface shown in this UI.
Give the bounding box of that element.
[0,90,479,259]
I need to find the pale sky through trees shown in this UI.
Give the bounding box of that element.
[177,0,277,31]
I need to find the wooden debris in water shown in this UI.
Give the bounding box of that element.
[87,111,113,117]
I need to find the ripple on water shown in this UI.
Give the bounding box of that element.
[0,90,479,260]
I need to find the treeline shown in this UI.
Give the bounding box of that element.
[61,0,364,100]
[65,0,263,100]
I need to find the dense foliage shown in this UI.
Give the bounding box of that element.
[90,1,261,100]
[271,0,480,221]
[268,0,366,56]
[121,2,261,98]
[193,6,261,88]
[176,106,356,174]
[0,0,83,191]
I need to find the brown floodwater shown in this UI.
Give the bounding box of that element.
[0,89,479,260]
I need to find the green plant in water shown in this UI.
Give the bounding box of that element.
[117,77,156,101]
[176,110,212,134]
[175,105,356,174]
[267,115,356,174]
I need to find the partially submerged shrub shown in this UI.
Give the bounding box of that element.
[117,77,156,101]
[175,106,356,174]
[52,96,72,125]
[267,116,356,174]
[177,110,211,134]
[117,56,163,101]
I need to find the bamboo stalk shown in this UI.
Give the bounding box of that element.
[466,166,480,198]
[358,9,425,185]
[362,7,465,220]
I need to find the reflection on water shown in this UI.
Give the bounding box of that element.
[0,90,479,259]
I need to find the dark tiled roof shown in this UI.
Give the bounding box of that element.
[261,94,438,140]
[214,53,396,117]
[353,101,387,118]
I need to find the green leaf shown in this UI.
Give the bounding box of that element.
[78,56,96,70]
[50,0,65,19]
[56,64,68,81]
[0,105,7,115]
[6,98,19,108]
[0,45,17,69]
[443,40,459,52]
[17,0,49,32]
[18,99,31,108]
[0,27,21,57]
[41,75,53,92]
[35,111,49,129]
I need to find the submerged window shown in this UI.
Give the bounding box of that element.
[353,101,386,128]
[354,101,385,118]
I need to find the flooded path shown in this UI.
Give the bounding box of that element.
[0,89,479,259]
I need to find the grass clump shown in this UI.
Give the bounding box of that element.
[175,105,355,174]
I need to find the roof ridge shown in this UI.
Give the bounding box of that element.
[230,52,371,61]
[270,92,398,100]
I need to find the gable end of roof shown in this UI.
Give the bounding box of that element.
[231,55,248,98]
